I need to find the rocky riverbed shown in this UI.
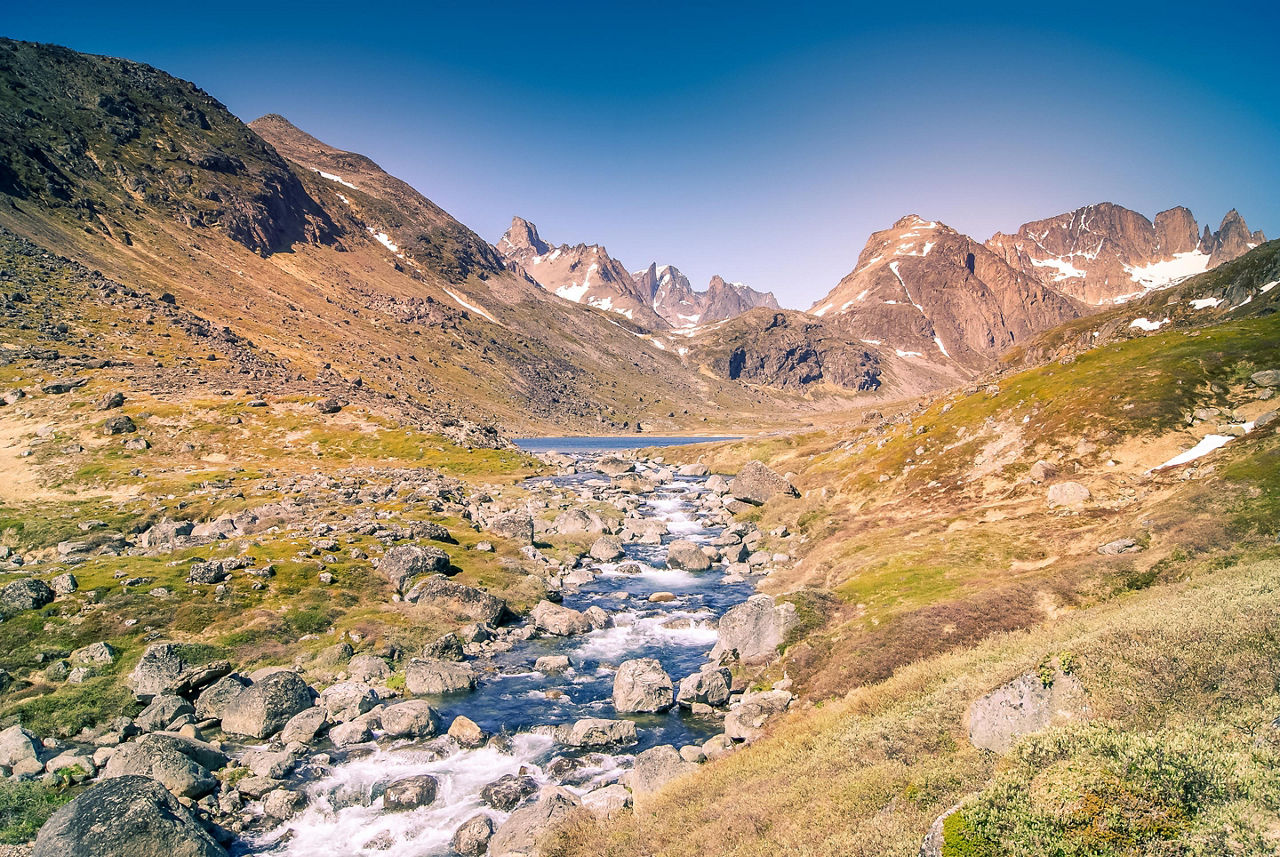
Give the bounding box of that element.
[19,450,804,857]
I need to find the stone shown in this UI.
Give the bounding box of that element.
[451,813,494,857]
[69,641,116,667]
[1047,481,1091,509]
[32,775,227,857]
[135,695,195,733]
[347,654,392,684]
[1028,460,1058,483]
[612,658,674,713]
[535,655,571,673]
[677,666,733,708]
[678,462,710,477]
[665,540,711,571]
[968,670,1091,754]
[315,398,342,414]
[556,717,637,748]
[319,681,378,722]
[279,707,329,744]
[263,788,305,820]
[583,605,611,630]
[403,575,508,625]
[481,773,539,811]
[101,734,223,798]
[424,632,465,661]
[1098,538,1142,555]
[380,700,438,738]
[50,572,79,595]
[45,750,96,781]
[0,725,40,768]
[710,594,798,664]
[724,690,792,742]
[194,675,248,721]
[329,718,375,747]
[630,744,698,799]
[243,748,297,780]
[490,510,534,544]
[589,535,625,562]
[706,474,730,494]
[488,787,580,857]
[582,783,631,818]
[530,600,591,635]
[384,774,439,811]
[1251,369,1280,388]
[102,415,137,435]
[918,804,963,857]
[729,460,798,505]
[1,578,54,612]
[377,545,451,593]
[127,643,186,699]
[595,456,634,476]
[404,658,477,695]
[97,391,126,410]
[447,715,486,747]
[219,671,314,739]
[679,744,706,763]
[551,508,607,535]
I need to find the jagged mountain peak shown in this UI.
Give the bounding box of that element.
[498,215,550,257]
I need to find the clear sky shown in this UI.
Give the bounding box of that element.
[6,1,1279,308]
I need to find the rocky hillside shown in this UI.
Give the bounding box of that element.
[633,265,780,327]
[987,202,1266,305]
[497,217,669,329]
[809,215,1082,373]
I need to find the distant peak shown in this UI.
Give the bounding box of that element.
[499,216,550,255]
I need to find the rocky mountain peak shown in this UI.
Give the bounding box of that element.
[498,216,550,257]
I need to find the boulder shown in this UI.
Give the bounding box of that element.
[1028,460,1058,483]
[451,814,495,857]
[1,578,54,612]
[488,787,580,857]
[32,775,227,857]
[424,632,465,662]
[447,715,486,747]
[1251,369,1280,388]
[1098,538,1142,555]
[665,540,711,571]
[219,671,314,739]
[589,535,625,562]
[709,595,798,664]
[279,707,329,744]
[535,655,571,674]
[404,658,477,695]
[194,675,248,721]
[678,463,710,477]
[582,783,631,818]
[724,690,792,742]
[612,473,656,494]
[383,774,439,811]
[918,804,963,857]
[677,667,733,708]
[595,456,634,476]
[630,744,698,799]
[1047,481,1091,509]
[102,415,136,435]
[128,644,187,699]
[968,670,1090,754]
[263,788,305,820]
[50,572,79,595]
[552,509,608,535]
[347,654,392,684]
[481,773,540,811]
[319,681,378,722]
[612,658,674,713]
[380,700,439,738]
[583,605,611,630]
[556,717,637,748]
[706,474,730,494]
[729,460,798,505]
[490,510,534,544]
[0,724,40,768]
[70,641,116,667]
[404,575,508,625]
[329,717,375,747]
[377,545,451,593]
[101,734,223,798]
[530,600,592,636]
[135,695,195,733]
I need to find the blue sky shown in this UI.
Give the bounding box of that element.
[7,1,1279,307]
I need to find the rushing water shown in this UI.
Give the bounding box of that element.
[245,463,753,856]
[512,436,738,454]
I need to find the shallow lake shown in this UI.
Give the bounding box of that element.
[513,436,739,454]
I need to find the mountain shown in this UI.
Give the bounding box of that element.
[808,215,1082,372]
[0,38,852,435]
[633,264,781,327]
[986,202,1266,305]
[496,217,669,329]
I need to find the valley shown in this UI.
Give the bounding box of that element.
[0,31,1277,857]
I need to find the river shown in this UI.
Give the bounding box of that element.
[245,452,754,855]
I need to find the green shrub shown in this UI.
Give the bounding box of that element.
[0,780,77,843]
[0,677,139,737]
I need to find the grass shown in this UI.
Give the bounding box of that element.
[1,676,139,737]
[0,780,79,844]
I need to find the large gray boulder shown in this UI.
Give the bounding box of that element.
[490,510,534,544]
[1,578,54,612]
[404,658,477,695]
[709,594,798,664]
[630,744,698,800]
[279,708,328,745]
[677,666,733,708]
[968,670,1091,754]
[319,681,378,722]
[451,814,495,857]
[383,774,439,811]
[724,690,792,743]
[595,456,634,476]
[194,675,249,721]
[551,509,607,535]
[556,717,637,748]
[481,773,540,811]
[404,575,508,625]
[1251,369,1280,388]
[347,654,392,684]
[127,644,231,700]
[589,535,625,562]
[665,539,711,571]
[135,695,195,733]
[729,460,798,505]
[530,600,591,636]
[377,545,451,593]
[101,734,225,799]
[219,671,314,739]
[0,724,40,768]
[488,787,580,857]
[1047,481,1091,509]
[32,775,227,857]
[612,658,674,713]
[380,700,439,738]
